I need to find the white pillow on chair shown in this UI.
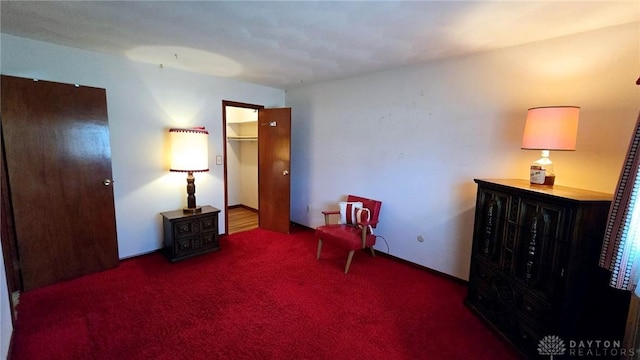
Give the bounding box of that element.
[339,202,373,234]
[339,201,363,225]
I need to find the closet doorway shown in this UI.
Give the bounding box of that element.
[223,101,261,234]
[222,101,292,235]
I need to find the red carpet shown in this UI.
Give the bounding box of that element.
[11,227,519,360]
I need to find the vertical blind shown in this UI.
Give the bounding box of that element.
[600,111,640,294]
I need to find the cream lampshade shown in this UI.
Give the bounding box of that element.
[169,127,209,213]
[521,106,579,186]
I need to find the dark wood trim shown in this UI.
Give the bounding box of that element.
[0,117,20,325]
[222,100,264,110]
[229,204,258,213]
[290,222,313,231]
[374,250,468,285]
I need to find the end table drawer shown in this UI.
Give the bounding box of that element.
[173,215,217,239]
[161,205,221,262]
[174,233,218,258]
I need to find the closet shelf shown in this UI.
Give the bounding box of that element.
[227,136,257,141]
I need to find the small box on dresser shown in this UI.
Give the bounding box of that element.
[160,205,221,262]
[466,179,630,359]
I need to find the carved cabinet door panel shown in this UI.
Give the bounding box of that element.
[474,189,509,269]
[514,199,568,300]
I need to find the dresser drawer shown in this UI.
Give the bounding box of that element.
[516,294,553,329]
[513,320,543,358]
[173,215,217,239]
[468,262,500,308]
[469,266,519,327]
[175,236,197,257]
[470,258,494,282]
[469,279,494,313]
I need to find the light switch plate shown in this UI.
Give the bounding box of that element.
[216,155,222,165]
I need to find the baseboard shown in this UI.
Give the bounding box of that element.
[119,249,159,261]
[291,222,313,231]
[374,251,467,285]
[296,221,467,285]
[229,204,258,212]
[123,220,467,286]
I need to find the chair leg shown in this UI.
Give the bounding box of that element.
[317,239,323,260]
[344,250,355,274]
[370,247,375,257]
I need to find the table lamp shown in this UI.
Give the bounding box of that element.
[169,127,209,213]
[521,106,579,186]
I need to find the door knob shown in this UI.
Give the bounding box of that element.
[103,179,113,186]
[282,170,289,176]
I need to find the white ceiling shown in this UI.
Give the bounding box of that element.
[1,1,638,90]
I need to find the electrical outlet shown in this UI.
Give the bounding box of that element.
[417,235,424,242]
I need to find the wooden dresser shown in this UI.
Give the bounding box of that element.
[466,179,630,359]
[161,205,220,262]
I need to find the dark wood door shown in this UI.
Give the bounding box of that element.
[1,75,119,291]
[258,108,291,233]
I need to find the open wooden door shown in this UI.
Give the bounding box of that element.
[258,108,291,234]
[1,75,119,291]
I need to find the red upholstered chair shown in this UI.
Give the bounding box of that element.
[315,195,382,274]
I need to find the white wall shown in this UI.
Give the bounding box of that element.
[239,139,259,209]
[1,34,285,258]
[226,140,242,206]
[286,23,639,280]
[226,139,258,210]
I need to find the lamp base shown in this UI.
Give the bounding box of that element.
[529,150,555,186]
[529,174,555,186]
[183,206,202,214]
[183,171,201,213]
